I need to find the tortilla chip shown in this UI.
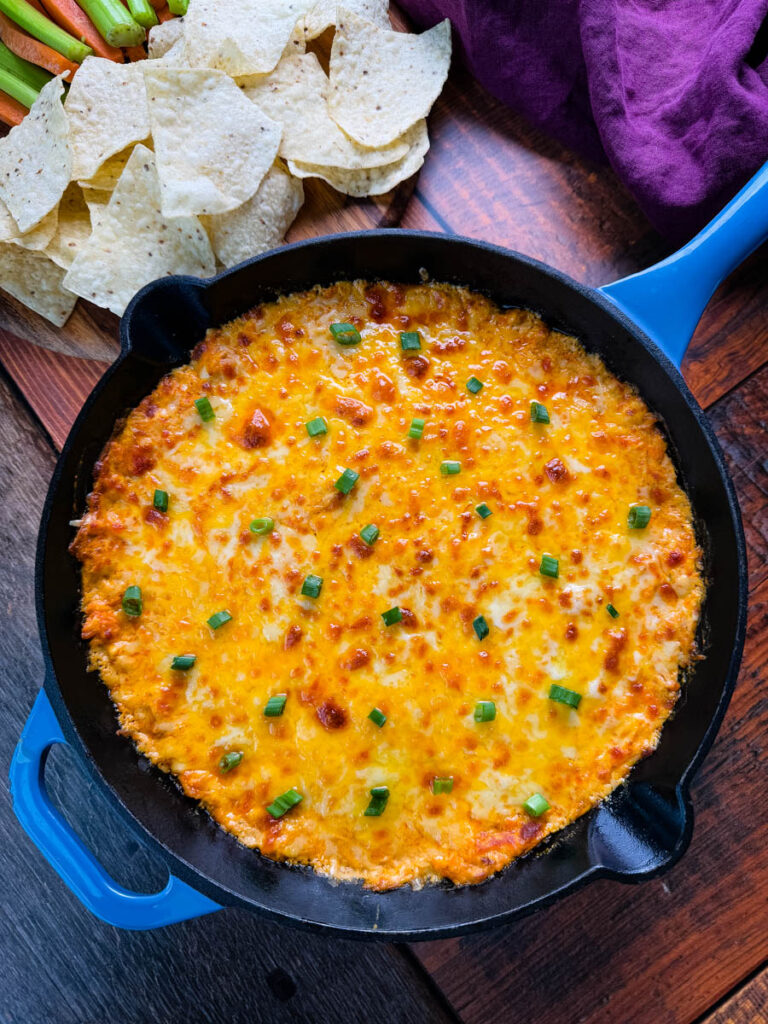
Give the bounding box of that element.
[46,185,94,270]
[82,190,110,235]
[288,118,428,195]
[63,145,215,316]
[184,0,314,76]
[0,244,77,326]
[242,52,408,169]
[328,12,450,147]
[66,59,149,182]
[148,16,185,58]
[143,67,282,217]
[0,199,58,251]
[202,163,304,267]
[78,146,135,192]
[298,0,389,41]
[0,77,70,234]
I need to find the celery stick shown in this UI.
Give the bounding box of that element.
[77,0,146,48]
[0,64,39,108]
[0,0,92,63]
[0,40,52,93]
[127,0,158,30]
[167,0,189,13]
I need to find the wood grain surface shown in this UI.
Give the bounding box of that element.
[703,967,768,1024]
[1,30,767,1024]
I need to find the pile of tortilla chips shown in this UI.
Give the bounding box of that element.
[0,1,450,327]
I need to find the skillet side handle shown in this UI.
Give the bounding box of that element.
[9,689,222,931]
[599,161,768,367]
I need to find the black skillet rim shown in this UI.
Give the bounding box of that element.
[34,230,748,940]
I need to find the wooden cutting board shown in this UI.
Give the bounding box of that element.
[1,35,767,1024]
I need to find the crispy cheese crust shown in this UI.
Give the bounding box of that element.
[73,281,704,890]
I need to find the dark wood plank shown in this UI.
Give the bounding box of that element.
[0,295,119,363]
[0,332,108,449]
[707,365,768,592]
[0,371,457,1024]
[412,362,768,1024]
[685,249,768,410]
[414,68,768,407]
[702,966,768,1024]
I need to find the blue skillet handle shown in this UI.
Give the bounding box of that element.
[9,689,222,930]
[600,162,768,368]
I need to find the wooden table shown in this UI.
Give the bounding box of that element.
[1,56,766,1024]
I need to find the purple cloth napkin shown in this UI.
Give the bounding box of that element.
[400,0,768,241]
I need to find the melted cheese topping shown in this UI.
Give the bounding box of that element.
[73,281,704,890]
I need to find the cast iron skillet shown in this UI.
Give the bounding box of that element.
[11,162,767,938]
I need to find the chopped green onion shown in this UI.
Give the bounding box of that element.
[75,0,146,47]
[195,396,214,422]
[167,0,189,13]
[329,322,361,345]
[219,750,243,773]
[440,460,461,476]
[360,524,380,546]
[606,603,620,619]
[474,700,496,722]
[381,606,402,626]
[250,517,274,535]
[335,468,359,494]
[267,788,303,818]
[0,0,93,62]
[171,655,196,671]
[523,793,550,817]
[207,610,232,630]
[306,416,328,437]
[368,707,387,728]
[301,574,323,599]
[153,489,169,513]
[475,502,493,519]
[628,505,652,529]
[473,615,489,640]
[431,777,453,794]
[363,786,389,816]
[399,331,421,353]
[122,585,142,617]
[549,684,582,709]
[264,694,287,717]
[408,417,425,440]
[466,376,484,394]
[539,554,559,579]
[530,401,550,424]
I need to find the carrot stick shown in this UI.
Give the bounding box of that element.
[38,0,124,60]
[0,84,27,123]
[155,5,173,21]
[122,43,144,60]
[0,10,77,79]
[0,0,90,61]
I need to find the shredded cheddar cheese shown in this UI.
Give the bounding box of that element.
[73,281,704,890]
